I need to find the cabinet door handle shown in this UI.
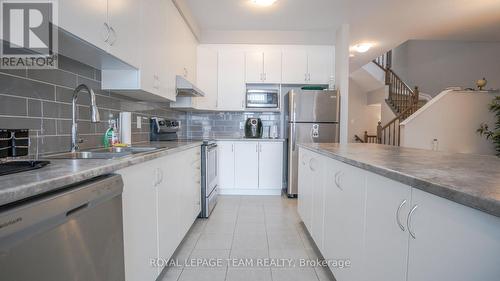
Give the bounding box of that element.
[103,23,111,42]
[396,199,407,232]
[309,158,316,171]
[334,171,343,190]
[109,26,117,46]
[153,168,159,186]
[305,73,308,81]
[407,205,418,239]
[242,100,245,109]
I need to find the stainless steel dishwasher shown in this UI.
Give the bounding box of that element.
[0,174,125,281]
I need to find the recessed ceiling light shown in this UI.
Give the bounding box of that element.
[352,43,373,53]
[251,0,277,7]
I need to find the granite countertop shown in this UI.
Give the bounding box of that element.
[299,143,500,217]
[0,141,202,207]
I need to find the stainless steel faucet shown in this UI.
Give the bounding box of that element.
[71,84,100,152]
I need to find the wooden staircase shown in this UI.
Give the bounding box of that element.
[356,51,426,146]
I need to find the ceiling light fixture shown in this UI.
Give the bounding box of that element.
[251,0,277,7]
[352,43,373,53]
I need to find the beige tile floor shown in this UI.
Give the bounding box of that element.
[159,195,336,281]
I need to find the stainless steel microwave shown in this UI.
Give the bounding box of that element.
[246,89,279,108]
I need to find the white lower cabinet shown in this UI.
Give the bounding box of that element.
[118,159,160,281]
[297,149,313,230]
[298,147,500,281]
[234,142,260,189]
[218,141,283,194]
[218,141,235,190]
[258,142,284,189]
[322,158,366,281]
[118,146,201,281]
[297,148,326,248]
[407,188,500,281]
[363,172,411,281]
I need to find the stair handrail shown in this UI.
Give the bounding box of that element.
[377,104,419,145]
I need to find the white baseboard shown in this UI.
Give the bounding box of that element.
[219,189,282,196]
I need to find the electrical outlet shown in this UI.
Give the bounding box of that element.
[137,116,142,129]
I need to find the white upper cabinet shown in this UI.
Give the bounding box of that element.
[282,50,308,84]
[102,0,197,102]
[218,50,246,111]
[307,46,334,84]
[245,51,282,83]
[107,0,140,68]
[165,0,197,86]
[263,51,282,83]
[245,52,264,83]
[195,46,219,110]
[282,47,334,85]
[59,0,140,68]
[59,0,109,51]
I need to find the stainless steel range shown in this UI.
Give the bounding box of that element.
[200,140,218,218]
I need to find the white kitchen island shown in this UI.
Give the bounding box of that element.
[298,143,500,281]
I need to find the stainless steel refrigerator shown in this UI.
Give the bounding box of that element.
[286,89,340,197]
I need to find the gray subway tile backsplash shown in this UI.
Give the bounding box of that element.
[0,54,187,155]
[1,54,283,156]
[27,99,42,117]
[0,73,55,100]
[0,95,27,116]
[58,55,95,80]
[27,69,78,89]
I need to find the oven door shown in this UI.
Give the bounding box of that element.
[206,143,218,198]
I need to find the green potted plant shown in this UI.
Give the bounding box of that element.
[477,96,500,156]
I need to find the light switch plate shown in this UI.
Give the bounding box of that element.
[137,116,142,129]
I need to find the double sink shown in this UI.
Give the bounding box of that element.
[46,147,162,159]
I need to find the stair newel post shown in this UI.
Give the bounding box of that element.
[364,131,369,143]
[376,122,382,144]
[386,50,392,69]
[414,86,419,105]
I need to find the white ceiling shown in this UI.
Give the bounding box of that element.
[176,0,500,68]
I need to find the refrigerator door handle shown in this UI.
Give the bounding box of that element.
[291,123,296,151]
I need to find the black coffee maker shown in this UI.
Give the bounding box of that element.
[244,118,263,138]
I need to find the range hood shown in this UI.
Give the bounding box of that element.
[176,75,205,97]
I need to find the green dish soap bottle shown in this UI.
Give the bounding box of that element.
[103,120,115,148]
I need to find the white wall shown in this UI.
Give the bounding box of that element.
[336,24,350,144]
[400,90,499,155]
[392,40,500,97]
[348,79,381,141]
[380,99,396,126]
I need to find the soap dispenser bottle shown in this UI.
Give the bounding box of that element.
[103,120,115,148]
